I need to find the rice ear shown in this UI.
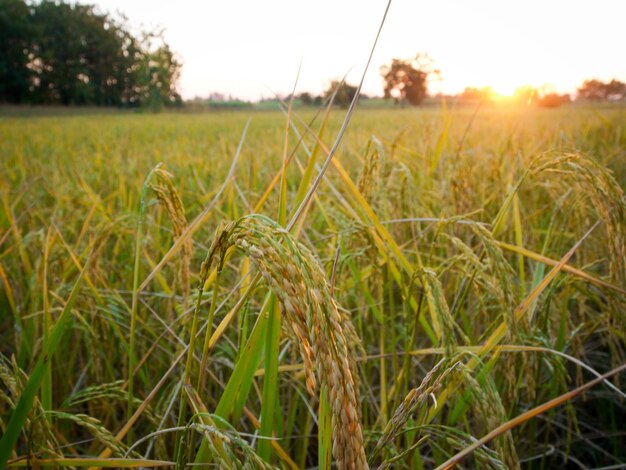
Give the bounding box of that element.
[204,214,368,470]
[150,169,192,308]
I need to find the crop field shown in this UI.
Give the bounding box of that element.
[1,104,625,468]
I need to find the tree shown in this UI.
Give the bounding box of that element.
[513,86,539,105]
[603,79,626,100]
[510,86,570,108]
[323,80,357,108]
[30,1,122,104]
[461,86,496,102]
[537,93,570,108]
[0,0,34,103]
[577,79,625,101]
[380,54,438,106]
[577,79,607,101]
[298,91,313,105]
[0,0,181,108]
[137,39,182,111]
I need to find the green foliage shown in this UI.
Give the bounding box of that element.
[0,0,181,107]
[578,78,626,101]
[461,86,497,102]
[381,54,438,106]
[298,91,313,105]
[0,0,33,103]
[323,80,358,108]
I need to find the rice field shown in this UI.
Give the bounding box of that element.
[1,104,625,468]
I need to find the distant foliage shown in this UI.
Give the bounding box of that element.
[298,91,313,105]
[461,86,497,102]
[536,92,571,108]
[0,0,32,103]
[381,53,438,106]
[323,80,358,108]
[0,0,181,107]
[513,86,540,105]
[512,86,571,108]
[577,79,626,101]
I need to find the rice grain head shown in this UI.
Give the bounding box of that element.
[202,214,367,469]
[150,168,192,307]
[373,357,461,460]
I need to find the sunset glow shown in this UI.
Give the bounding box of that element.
[86,0,626,100]
[2,0,625,466]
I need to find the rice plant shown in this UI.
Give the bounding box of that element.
[0,101,625,469]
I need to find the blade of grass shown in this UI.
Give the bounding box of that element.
[512,193,526,296]
[291,85,337,210]
[128,164,161,431]
[257,342,626,400]
[2,192,33,276]
[258,297,281,461]
[183,385,235,467]
[93,350,186,465]
[435,362,626,470]
[497,241,626,295]
[41,223,56,412]
[202,4,393,466]
[286,0,392,233]
[429,99,451,176]
[194,294,270,464]
[318,387,333,470]
[257,66,300,462]
[138,120,249,293]
[282,107,437,344]
[0,247,92,468]
[426,220,602,425]
[200,3,392,462]
[7,458,175,468]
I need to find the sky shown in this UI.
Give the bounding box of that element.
[91,0,626,101]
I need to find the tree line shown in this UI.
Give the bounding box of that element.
[3,2,624,112]
[0,0,181,108]
[297,55,626,108]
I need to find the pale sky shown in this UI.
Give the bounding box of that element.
[92,0,626,100]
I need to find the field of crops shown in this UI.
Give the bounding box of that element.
[1,104,625,468]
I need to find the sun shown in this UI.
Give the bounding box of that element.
[474,72,536,98]
[487,79,524,98]
[490,86,516,98]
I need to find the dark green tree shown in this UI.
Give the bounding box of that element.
[0,0,34,103]
[603,79,626,100]
[137,39,182,111]
[0,0,181,107]
[381,54,438,106]
[324,80,357,108]
[298,91,313,105]
[577,79,607,101]
[461,86,496,102]
[576,79,626,101]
